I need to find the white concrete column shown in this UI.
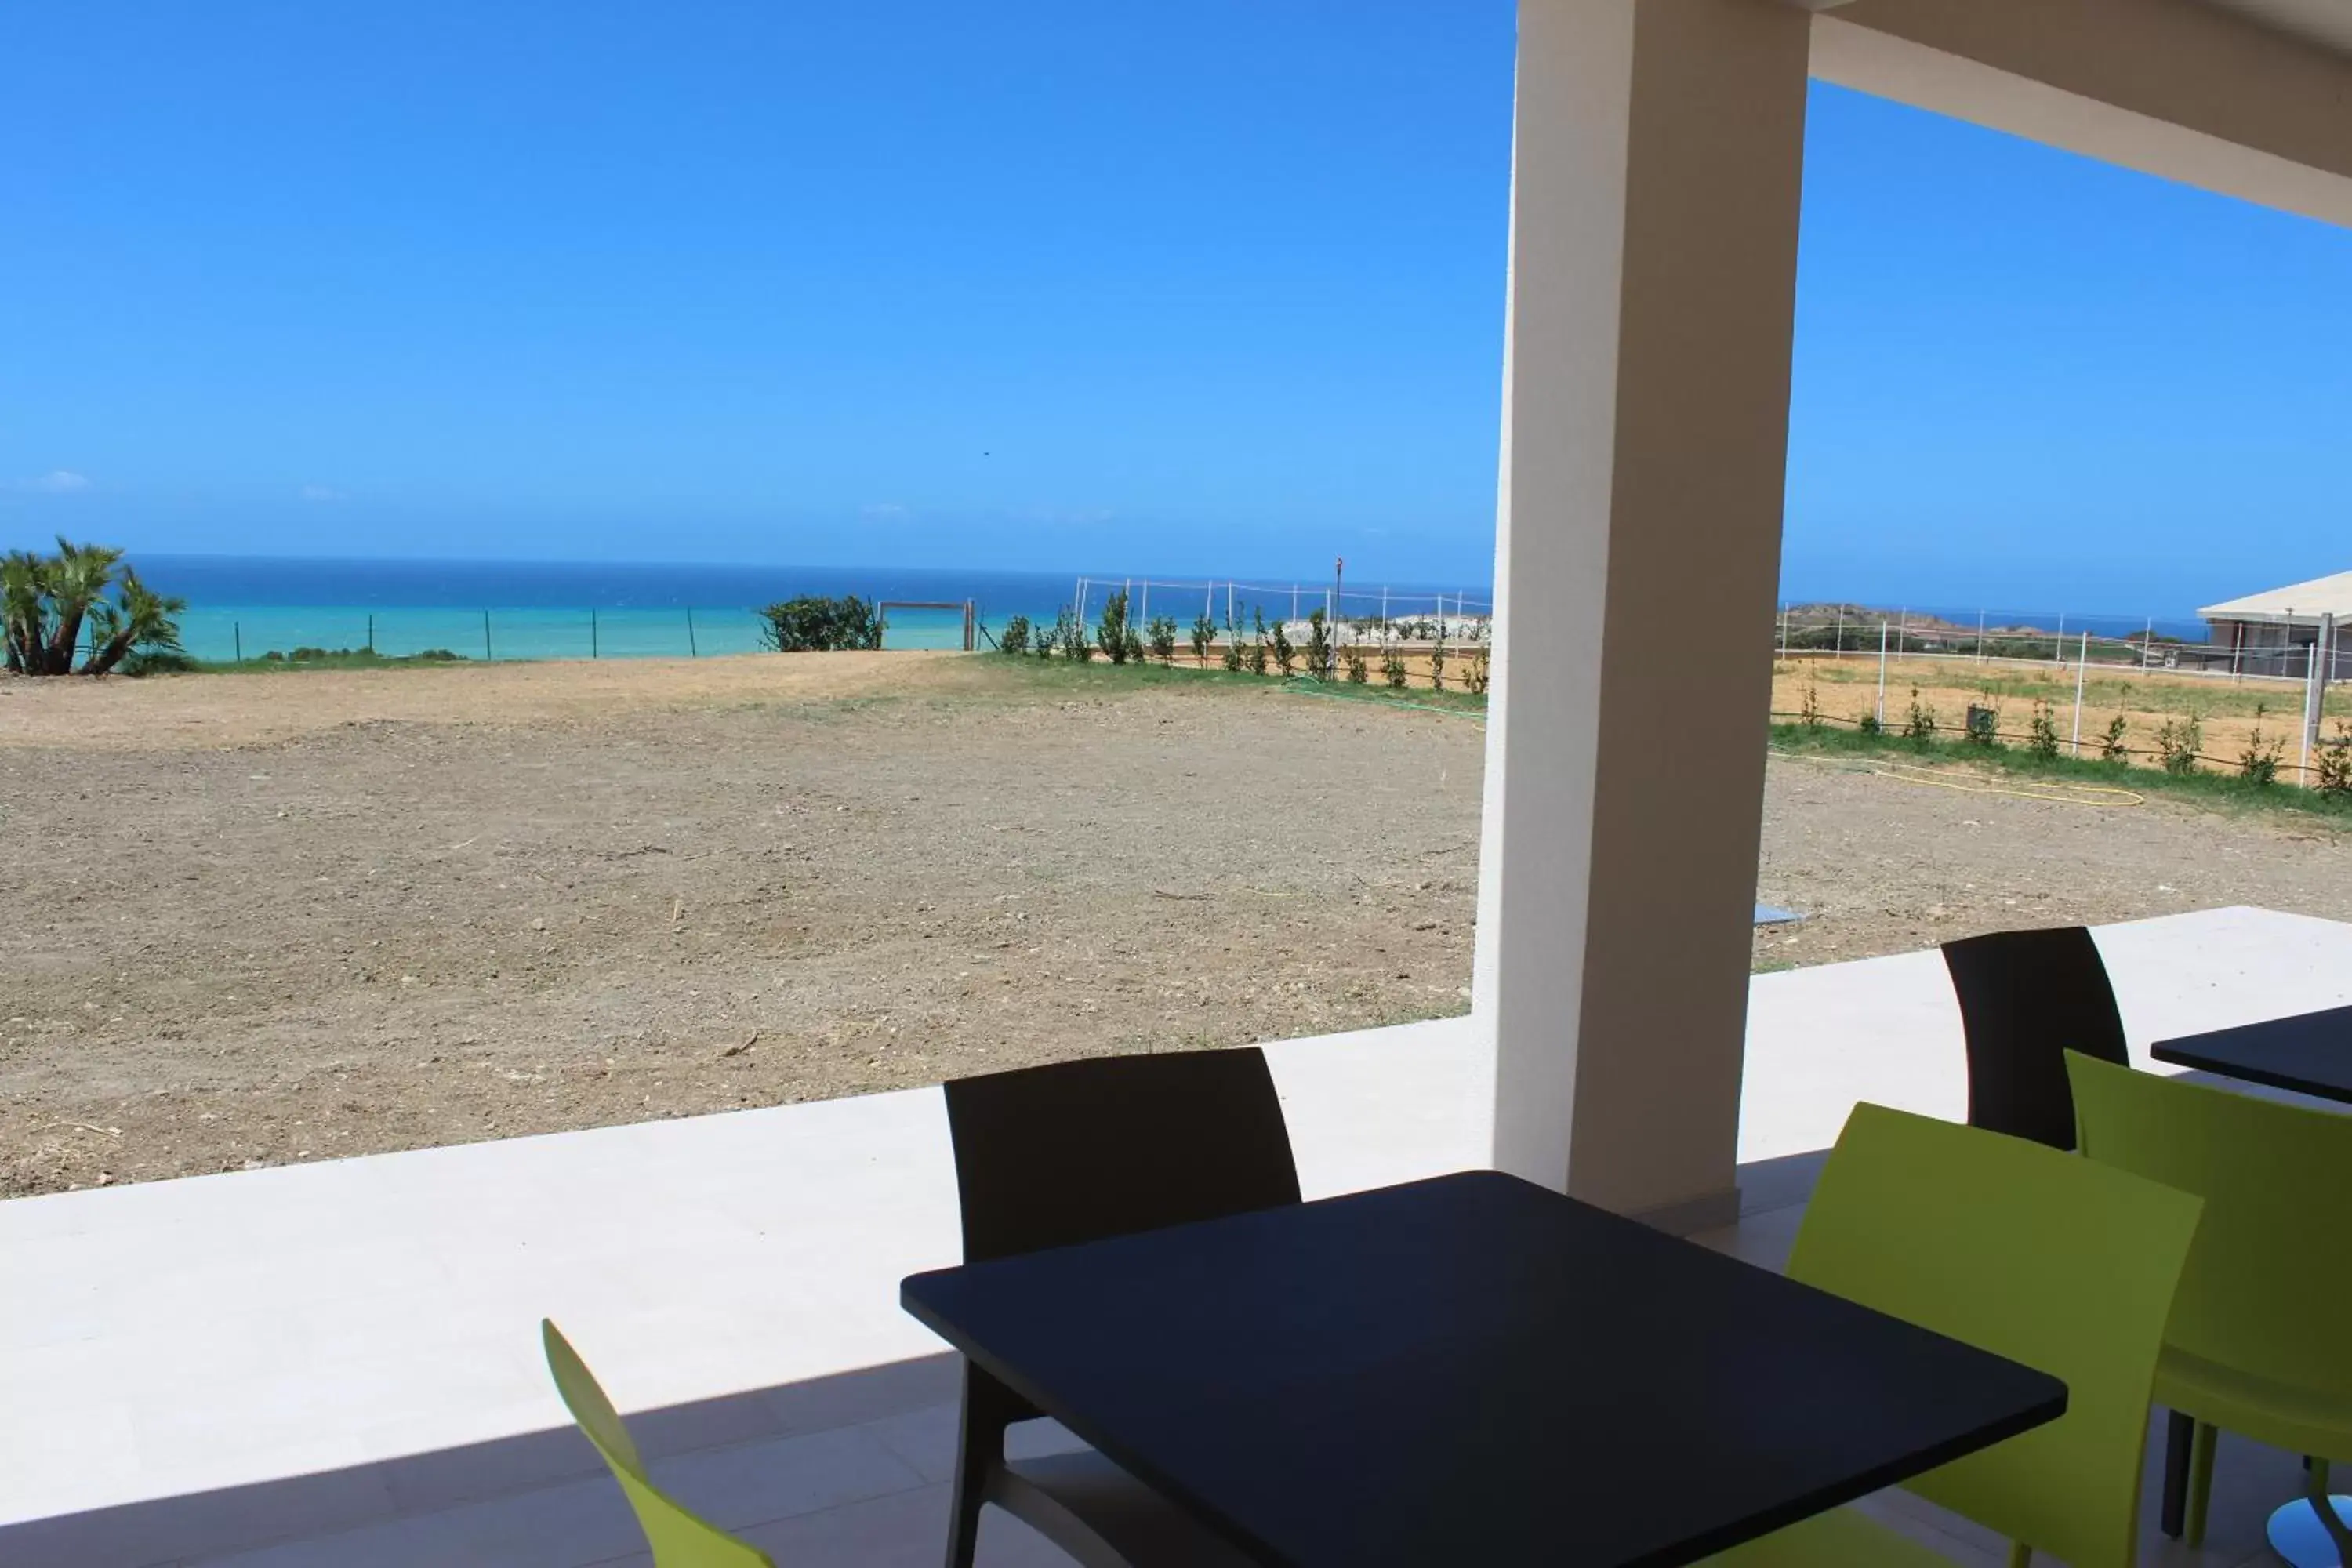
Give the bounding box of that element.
[1473,0,1810,1228]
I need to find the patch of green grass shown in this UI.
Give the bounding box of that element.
[977,652,1490,713]
[1769,720,2352,829]
[192,648,479,674]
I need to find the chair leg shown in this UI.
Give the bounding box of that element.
[2160,1410,2194,1538]
[2185,1421,2218,1548]
[946,1361,1022,1568]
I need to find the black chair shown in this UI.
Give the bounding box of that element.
[941,1048,1301,1568]
[1940,924,2129,1152]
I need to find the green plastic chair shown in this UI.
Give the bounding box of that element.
[2067,1052,2352,1544]
[1708,1102,2202,1568]
[542,1319,777,1567]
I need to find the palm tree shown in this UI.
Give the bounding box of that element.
[1,542,183,676]
[2,550,48,673]
[40,538,123,673]
[82,568,187,675]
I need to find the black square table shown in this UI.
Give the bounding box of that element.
[2152,1004,2352,1105]
[902,1170,2066,1566]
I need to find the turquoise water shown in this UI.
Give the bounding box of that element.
[174,603,978,662]
[136,557,1494,666]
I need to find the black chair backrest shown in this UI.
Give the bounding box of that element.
[1941,925,2129,1150]
[942,1048,1302,1264]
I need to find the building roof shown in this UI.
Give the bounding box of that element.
[2200,571,2352,625]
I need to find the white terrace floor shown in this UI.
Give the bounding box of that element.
[7,906,2350,1568]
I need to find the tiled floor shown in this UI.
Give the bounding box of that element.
[176,1166,2328,1567]
[9,906,2352,1566]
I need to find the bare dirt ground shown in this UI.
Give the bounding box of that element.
[0,656,1480,1195]
[5,653,2350,1196]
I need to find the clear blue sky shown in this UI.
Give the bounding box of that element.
[3,2,2347,614]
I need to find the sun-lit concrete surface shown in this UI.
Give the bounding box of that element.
[1740,902,2352,1162]
[3,905,2347,1566]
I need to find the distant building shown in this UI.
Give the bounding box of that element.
[2200,572,2352,679]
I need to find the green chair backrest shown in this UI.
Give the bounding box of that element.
[2067,1051,2352,1406]
[1790,1103,2202,1568]
[543,1320,777,1568]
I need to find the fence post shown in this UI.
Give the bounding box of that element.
[686,606,698,658]
[1778,601,1788,663]
[1290,585,1299,624]
[1976,610,1985,662]
[2301,612,2335,782]
[1226,581,1234,630]
[1833,604,1844,659]
[1875,620,1889,728]
[2055,612,2065,664]
[1076,579,1089,627]
[368,612,375,655]
[483,610,492,662]
[2071,632,2089,757]
[591,608,599,659]
[2142,615,2153,672]
[1138,579,1147,630]
[234,622,242,662]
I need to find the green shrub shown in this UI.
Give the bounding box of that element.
[1122,627,1143,665]
[1269,619,1295,677]
[1465,644,1490,695]
[757,595,884,652]
[1902,688,1937,747]
[1304,608,1335,681]
[1798,677,1824,732]
[1381,647,1407,688]
[998,615,1030,656]
[2100,713,2131,763]
[2027,699,2060,760]
[2238,705,2283,786]
[2155,713,2204,776]
[1189,614,1216,665]
[1345,648,1369,684]
[2316,721,2352,797]
[1857,710,1883,737]
[1095,592,1132,665]
[122,648,198,676]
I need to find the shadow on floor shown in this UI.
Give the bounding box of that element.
[2,1352,965,1568]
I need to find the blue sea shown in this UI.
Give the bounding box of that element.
[133,556,1494,664]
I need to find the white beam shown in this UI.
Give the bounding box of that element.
[1817,0,2352,230]
[1476,0,1810,1228]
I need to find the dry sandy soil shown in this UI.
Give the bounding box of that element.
[5,653,2350,1195]
[1774,655,2352,777]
